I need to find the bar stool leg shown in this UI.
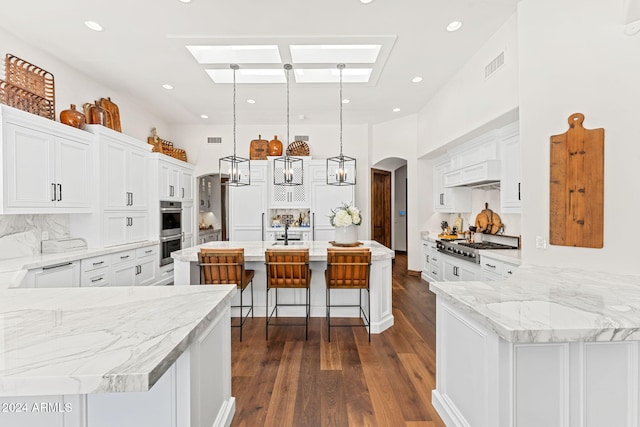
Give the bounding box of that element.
[239,285,243,342]
[327,288,331,343]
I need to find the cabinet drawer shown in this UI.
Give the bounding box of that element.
[82,270,110,287]
[136,245,158,259]
[81,254,111,273]
[111,249,136,265]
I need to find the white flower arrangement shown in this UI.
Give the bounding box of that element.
[329,203,362,227]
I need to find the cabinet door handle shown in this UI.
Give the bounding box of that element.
[91,276,104,283]
[432,257,438,262]
[518,182,521,201]
[145,249,153,254]
[440,193,444,205]
[120,255,130,260]
[130,192,134,206]
[51,183,57,202]
[92,261,105,266]
[42,262,72,271]
[426,255,430,263]
[485,263,496,269]
[181,187,185,198]
[57,184,62,201]
[182,232,185,242]
[507,270,513,275]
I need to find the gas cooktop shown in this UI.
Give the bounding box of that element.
[436,238,518,264]
[458,242,516,250]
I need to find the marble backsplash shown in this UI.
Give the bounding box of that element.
[0,214,70,260]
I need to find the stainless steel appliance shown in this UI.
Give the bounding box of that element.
[436,238,517,264]
[160,201,182,266]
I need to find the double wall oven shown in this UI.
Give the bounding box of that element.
[160,201,182,266]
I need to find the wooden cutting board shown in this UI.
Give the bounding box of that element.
[250,135,268,160]
[98,97,121,132]
[549,113,604,248]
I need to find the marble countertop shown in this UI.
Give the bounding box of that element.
[0,285,236,397]
[430,265,640,344]
[0,240,159,289]
[172,240,394,262]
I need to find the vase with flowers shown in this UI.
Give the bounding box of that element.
[329,203,362,244]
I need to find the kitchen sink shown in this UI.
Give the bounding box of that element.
[271,241,306,246]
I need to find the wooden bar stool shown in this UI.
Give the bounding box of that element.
[325,248,372,342]
[265,249,312,340]
[198,248,254,341]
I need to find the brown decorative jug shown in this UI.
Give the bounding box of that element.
[83,101,112,127]
[59,104,86,129]
[268,135,283,156]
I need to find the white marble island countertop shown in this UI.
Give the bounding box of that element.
[430,265,640,343]
[0,285,235,397]
[172,240,395,263]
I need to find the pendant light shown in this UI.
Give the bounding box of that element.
[327,63,356,186]
[220,63,250,186]
[273,63,303,186]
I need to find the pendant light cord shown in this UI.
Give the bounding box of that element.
[285,64,291,153]
[338,64,345,156]
[233,65,237,156]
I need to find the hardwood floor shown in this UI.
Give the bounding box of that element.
[230,253,445,427]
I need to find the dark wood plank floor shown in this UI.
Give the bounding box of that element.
[230,253,445,427]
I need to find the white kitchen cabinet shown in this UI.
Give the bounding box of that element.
[24,261,81,288]
[229,162,267,241]
[433,158,471,213]
[110,246,159,286]
[81,254,111,287]
[500,122,522,213]
[442,256,480,281]
[156,155,195,202]
[421,239,441,282]
[102,211,149,247]
[481,253,519,281]
[269,157,309,208]
[182,201,194,248]
[310,161,355,241]
[1,106,92,214]
[101,131,148,211]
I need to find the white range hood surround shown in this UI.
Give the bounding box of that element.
[443,159,501,188]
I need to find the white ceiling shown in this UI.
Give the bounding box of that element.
[0,0,520,126]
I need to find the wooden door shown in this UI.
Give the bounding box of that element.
[371,168,391,248]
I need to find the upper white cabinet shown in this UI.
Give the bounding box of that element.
[268,157,310,208]
[1,105,92,214]
[101,131,148,211]
[154,154,194,202]
[229,161,267,241]
[309,161,354,241]
[433,157,471,213]
[500,122,521,213]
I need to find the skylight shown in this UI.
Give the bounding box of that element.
[294,68,372,83]
[206,68,286,84]
[289,45,381,64]
[186,45,282,64]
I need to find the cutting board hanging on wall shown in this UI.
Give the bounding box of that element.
[549,113,604,248]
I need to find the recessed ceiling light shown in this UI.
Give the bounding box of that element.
[393,108,401,113]
[200,114,209,119]
[360,0,374,4]
[84,20,103,32]
[412,76,423,83]
[446,21,463,32]
[162,84,174,90]
[247,99,256,104]
[342,99,350,104]
[178,0,192,3]
[298,114,306,120]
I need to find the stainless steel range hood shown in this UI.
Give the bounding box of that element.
[443,159,501,188]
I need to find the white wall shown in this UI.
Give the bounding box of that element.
[394,165,407,251]
[0,28,169,141]
[417,14,519,157]
[371,114,421,270]
[168,123,371,239]
[518,0,640,273]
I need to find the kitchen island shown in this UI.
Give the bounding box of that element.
[172,240,395,334]
[429,265,640,427]
[0,285,236,427]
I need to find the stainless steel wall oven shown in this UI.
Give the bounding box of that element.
[160,201,182,266]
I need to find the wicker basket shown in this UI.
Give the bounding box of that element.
[286,140,310,156]
[4,54,55,112]
[0,79,55,120]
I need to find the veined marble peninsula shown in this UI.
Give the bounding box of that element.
[429,265,640,427]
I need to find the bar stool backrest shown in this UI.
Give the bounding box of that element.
[326,248,371,289]
[198,248,246,285]
[265,249,310,288]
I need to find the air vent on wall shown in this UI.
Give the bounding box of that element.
[485,51,505,79]
[294,135,309,142]
[208,137,222,144]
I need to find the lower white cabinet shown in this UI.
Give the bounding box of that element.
[421,240,441,282]
[110,246,159,287]
[102,212,149,247]
[481,255,519,281]
[81,254,111,287]
[442,257,480,281]
[25,261,81,288]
